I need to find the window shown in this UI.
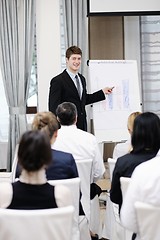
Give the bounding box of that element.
[140,16,160,116]
[0,33,37,141]
[27,29,38,112]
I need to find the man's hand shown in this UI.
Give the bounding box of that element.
[102,86,114,95]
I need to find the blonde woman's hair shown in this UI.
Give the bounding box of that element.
[32,112,59,139]
[127,111,142,134]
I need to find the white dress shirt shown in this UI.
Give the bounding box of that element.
[66,69,82,98]
[120,153,160,239]
[53,125,105,183]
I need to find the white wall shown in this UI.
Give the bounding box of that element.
[89,0,160,13]
[36,0,61,111]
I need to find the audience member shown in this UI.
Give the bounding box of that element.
[0,130,72,209]
[16,111,78,180]
[32,111,78,180]
[110,112,160,212]
[53,101,105,240]
[53,102,105,183]
[113,111,141,159]
[120,152,160,240]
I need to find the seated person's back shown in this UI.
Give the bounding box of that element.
[0,130,72,209]
[121,153,160,239]
[16,111,78,180]
[110,112,160,211]
[53,102,105,183]
[113,111,141,159]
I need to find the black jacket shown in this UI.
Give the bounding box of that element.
[48,69,105,131]
[110,151,157,211]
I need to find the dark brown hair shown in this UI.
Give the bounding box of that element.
[131,112,160,154]
[66,46,82,59]
[18,130,51,171]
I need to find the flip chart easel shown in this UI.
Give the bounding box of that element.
[88,60,142,144]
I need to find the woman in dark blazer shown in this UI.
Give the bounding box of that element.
[110,112,160,212]
[16,111,78,180]
[49,45,113,131]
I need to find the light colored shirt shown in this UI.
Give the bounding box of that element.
[53,125,105,182]
[66,69,82,97]
[120,153,160,239]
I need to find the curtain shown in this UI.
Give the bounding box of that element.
[0,0,36,170]
[140,16,160,116]
[61,0,88,77]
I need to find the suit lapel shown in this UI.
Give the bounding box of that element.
[62,70,82,99]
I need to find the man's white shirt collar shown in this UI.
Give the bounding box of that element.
[66,69,78,79]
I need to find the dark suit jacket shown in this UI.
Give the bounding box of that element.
[16,149,78,180]
[48,150,85,215]
[48,69,105,131]
[110,151,157,211]
[46,149,78,180]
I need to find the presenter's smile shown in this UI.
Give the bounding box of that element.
[67,54,81,73]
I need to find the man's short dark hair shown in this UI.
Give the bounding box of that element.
[56,102,77,126]
[66,46,82,59]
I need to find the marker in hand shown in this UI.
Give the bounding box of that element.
[103,86,114,95]
[108,87,114,93]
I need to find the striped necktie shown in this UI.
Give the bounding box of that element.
[75,75,81,97]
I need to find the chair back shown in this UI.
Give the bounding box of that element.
[102,162,132,240]
[120,177,133,240]
[120,177,131,199]
[0,172,12,183]
[135,201,160,240]
[108,158,116,181]
[48,177,80,240]
[11,144,19,182]
[76,159,93,222]
[0,206,74,240]
[0,144,18,183]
